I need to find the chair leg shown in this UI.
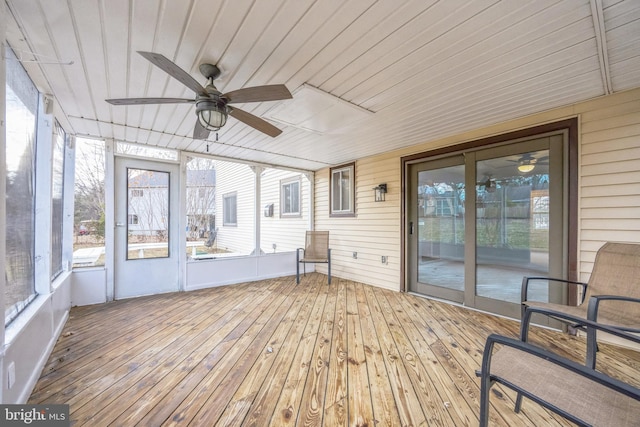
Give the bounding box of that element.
[515,393,523,413]
[586,327,598,369]
[479,378,492,427]
[327,249,331,285]
[296,250,300,285]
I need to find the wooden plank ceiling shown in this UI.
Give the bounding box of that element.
[5,0,640,171]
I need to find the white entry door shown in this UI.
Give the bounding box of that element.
[114,157,180,299]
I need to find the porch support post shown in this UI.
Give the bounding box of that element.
[104,139,115,302]
[251,166,264,256]
[305,171,315,231]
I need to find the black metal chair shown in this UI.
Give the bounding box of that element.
[521,242,640,368]
[478,306,640,427]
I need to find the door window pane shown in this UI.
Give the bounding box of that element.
[417,165,465,291]
[475,150,550,303]
[127,168,170,259]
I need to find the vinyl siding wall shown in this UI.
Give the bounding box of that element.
[259,169,310,253]
[315,154,401,290]
[578,91,640,276]
[315,87,640,290]
[214,161,255,255]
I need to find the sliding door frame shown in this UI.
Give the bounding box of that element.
[401,119,579,310]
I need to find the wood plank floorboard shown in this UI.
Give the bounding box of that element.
[29,273,640,426]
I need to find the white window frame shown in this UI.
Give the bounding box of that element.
[128,214,139,225]
[330,162,355,217]
[280,177,301,218]
[223,192,238,226]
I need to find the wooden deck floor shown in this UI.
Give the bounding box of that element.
[30,273,639,426]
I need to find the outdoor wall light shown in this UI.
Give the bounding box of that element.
[374,183,387,202]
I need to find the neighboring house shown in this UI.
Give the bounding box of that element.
[214,162,310,255]
[128,169,216,237]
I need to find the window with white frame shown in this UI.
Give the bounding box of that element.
[223,192,237,226]
[330,162,355,216]
[280,177,301,217]
[128,214,139,225]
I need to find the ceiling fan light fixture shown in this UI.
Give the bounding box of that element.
[196,100,228,131]
[518,163,535,173]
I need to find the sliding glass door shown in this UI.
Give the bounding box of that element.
[408,156,466,303]
[407,135,566,318]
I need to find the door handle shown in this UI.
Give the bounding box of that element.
[409,221,414,234]
[116,222,125,227]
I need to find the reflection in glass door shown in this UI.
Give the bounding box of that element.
[407,135,565,319]
[409,157,466,303]
[127,168,170,259]
[475,150,550,304]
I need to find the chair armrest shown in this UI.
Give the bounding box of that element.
[587,295,640,332]
[521,276,588,304]
[521,305,640,346]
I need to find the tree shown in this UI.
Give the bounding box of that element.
[74,138,105,237]
[185,157,216,241]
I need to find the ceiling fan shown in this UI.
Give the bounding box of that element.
[510,153,549,173]
[477,176,496,190]
[106,51,292,139]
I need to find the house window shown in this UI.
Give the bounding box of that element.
[223,192,237,226]
[330,162,355,216]
[131,189,144,197]
[280,177,301,217]
[128,214,139,225]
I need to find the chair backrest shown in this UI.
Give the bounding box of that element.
[304,230,329,260]
[586,242,640,325]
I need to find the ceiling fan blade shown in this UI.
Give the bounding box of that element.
[229,106,282,137]
[193,120,210,140]
[106,97,194,106]
[223,85,292,104]
[138,51,208,97]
